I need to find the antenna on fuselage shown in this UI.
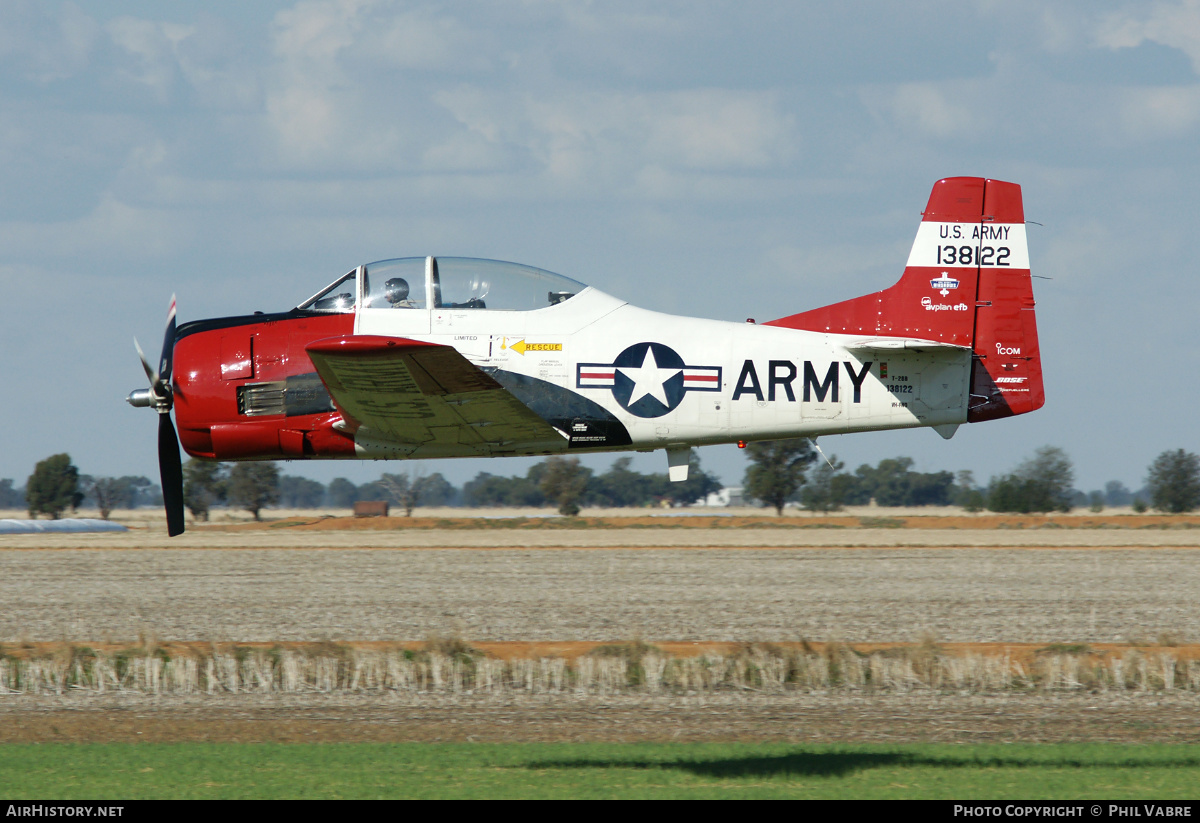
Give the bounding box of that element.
[809,437,837,470]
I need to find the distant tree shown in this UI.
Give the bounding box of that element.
[743,439,817,516]
[226,463,279,521]
[1104,480,1133,508]
[539,456,591,516]
[81,476,121,520]
[960,488,985,513]
[462,468,547,507]
[832,468,870,506]
[116,476,152,508]
[586,457,652,507]
[867,457,916,506]
[183,460,227,522]
[664,451,723,507]
[907,470,955,506]
[987,474,1033,513]
[278,475,326,508]
[377,468,425,516]
[326,477,360,508]
[415,472,457,507]
[955,470,976,499]
[80,475,154,516]
[987,446,1075,513]
[1146,449,1200,514]
[800,455,845,514]
[131,479,162,508]
[26,454,83,520]
[461,472,506,506]
[1088,491,1105,513]
[840,457,955,507]
[955,470,985,512]
[0,479,23,509]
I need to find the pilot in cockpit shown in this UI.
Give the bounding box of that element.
[384,278,417,308]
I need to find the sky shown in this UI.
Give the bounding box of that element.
[2,0,1199,495]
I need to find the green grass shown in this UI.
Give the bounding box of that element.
[3,742,1200,799]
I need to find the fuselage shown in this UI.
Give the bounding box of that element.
[172,279,969,462]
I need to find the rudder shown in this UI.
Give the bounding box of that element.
[965,179,1044,421]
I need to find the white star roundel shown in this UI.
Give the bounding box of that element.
[576,342,721,418]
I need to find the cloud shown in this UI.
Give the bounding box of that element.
[1087,2,1200,141]
[0,2,99,82]
[102,14,261,109]
[0,194,189,260]
[433,87,797,187]
[354,6,489,71]
[1116,84,1200,138]
[765,241,901,286]
[257,2,796,179]
[106,17,195,100]
[271,0,365,71]
[863,82,980,139]
[1095,0,1200,73]
[263,0,478,167]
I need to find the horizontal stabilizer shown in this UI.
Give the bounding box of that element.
[845,338,971,353]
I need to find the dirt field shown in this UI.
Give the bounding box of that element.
[3,520,1198,743]
[1,545,1197,643]
[5,527,1200,549]
[3,693,1199,744]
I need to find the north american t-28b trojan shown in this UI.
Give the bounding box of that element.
[129,176,1044,535]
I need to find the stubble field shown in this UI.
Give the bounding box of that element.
[2,543,1199,642]
[2,512,1199,749]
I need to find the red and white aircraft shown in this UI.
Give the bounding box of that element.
[130,176,1044,535]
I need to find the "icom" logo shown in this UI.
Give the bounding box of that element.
[995,343,1022,356]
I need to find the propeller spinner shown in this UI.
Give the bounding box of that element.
[127,296,185,537]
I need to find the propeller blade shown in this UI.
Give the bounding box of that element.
[158,412,185,537]
[157,294,178,387]
[134,337,157,385]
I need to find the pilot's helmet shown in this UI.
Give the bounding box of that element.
[385,278,410,303]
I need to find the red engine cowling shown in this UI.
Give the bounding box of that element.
[172,312,358,460]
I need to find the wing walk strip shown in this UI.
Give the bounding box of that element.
[305,335,567,454]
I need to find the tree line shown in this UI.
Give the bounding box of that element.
[181,453,722,519]
[749,442,1200,515]
[7,451,722,521]
[7,444,1200,520]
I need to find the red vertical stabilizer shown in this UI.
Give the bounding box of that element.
[765,177,1044,421]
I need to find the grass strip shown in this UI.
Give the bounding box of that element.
[2,742,1199,799]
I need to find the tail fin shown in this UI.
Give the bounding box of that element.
[765,176,1044,421]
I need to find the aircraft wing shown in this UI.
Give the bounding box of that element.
[305,336,567,454]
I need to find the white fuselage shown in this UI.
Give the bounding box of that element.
[352,286,970,458]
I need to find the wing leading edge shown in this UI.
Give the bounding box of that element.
[305,336,568,456]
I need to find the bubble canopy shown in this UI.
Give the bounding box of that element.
[297,257,588,313]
